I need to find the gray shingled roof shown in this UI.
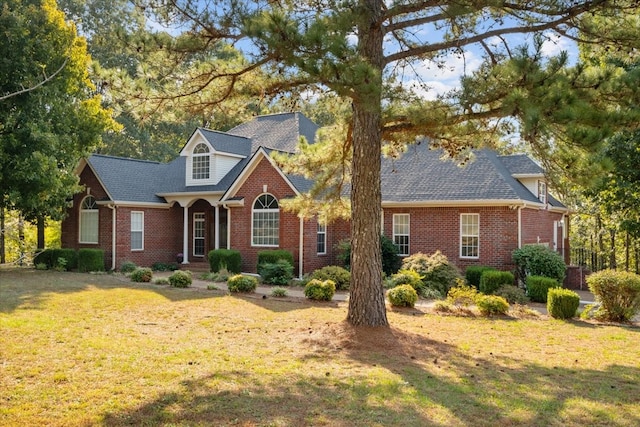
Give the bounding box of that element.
[228,112,318,154]
[84,113,563,209]
[380,143,544,204]
[499,154,545,176]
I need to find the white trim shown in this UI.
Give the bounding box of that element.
[460,213,480,259]
[299,217,304,279]
[79,195,99,244]
[512,173,545,179]
[193,212,206,257]
[130,211,144,251]
[76,159,115,201]
[99,200,171,209]
[316,221,327,255]
[251,193,280,247]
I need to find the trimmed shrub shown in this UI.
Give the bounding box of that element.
[547,288,580,319]
[309,266,351,291]
[465,266,497,289]
[169,270,192,288]
[120,261,137,274]
[130,267,153,283]
[401,251,461,296]
[208,249,242,274]
[227,274,258,293]
[494,285,529,304]
[335,235,401,276]
[271,287,288,297]
[33,249,54,268]
[78,249,104,272]
[387,284,419,307]
[476,295,510,316]
[304,279,336,301]
[151,262,179,272]
[446,284,480,307]
[479,270,514,295]
[586,269,640,322]
[154,277,170,285]
[260,260,294,286]
[388,269,425,294]
[257,250,294,274]
[512,245,566,283]
[526,275,560,303]
[34,248,77,270]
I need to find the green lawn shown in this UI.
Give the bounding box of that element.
[1,269,639,426]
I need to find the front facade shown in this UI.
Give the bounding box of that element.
[61,112,569,275]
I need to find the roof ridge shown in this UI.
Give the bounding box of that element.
[90,153,162,165]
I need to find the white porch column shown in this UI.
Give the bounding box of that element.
[182,205,189,264]
[214,204,220,250]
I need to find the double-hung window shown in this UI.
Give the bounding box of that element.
[393,214,410,256]
[460,213,479,258]
[130,211,144,251]
[79,196,99,244]
[252,194,279,246]
[192,143,210,180]
[317,222,326,254]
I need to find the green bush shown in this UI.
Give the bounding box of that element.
[120,261,137,274]
[465,266,497,289]
[526,275,561,303]
[227,274,258,293]
[336,235,401,276]
[401,251,461,296]
[260,260,294,286]
[78,249,104,272]
[151,262,179,272]
[34,248,77,270]
[169,270,192,288]
[208,249,242,274]
[304,279,336,301]
[446,284,480,307]
[586,269,640,322]
[476,295,510,316]
[257,250,294,275]
[153,277,170,285]
[130,267,153,283]
[271,287,288,297]
[494,285,529,304]
[387,284,419,307]
[388,269,425,294]
[309,266,351,290]
[547,288,580,319]
[479,270,514,295]
[512,245,566,283]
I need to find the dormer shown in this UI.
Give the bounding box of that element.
[180,129,249,187]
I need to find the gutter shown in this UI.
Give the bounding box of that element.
[299,217,304,279]
[105,204,116,271]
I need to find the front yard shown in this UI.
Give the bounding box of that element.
[1,269,639,426]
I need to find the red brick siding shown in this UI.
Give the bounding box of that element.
[301,217,351,274]
[382,206,519,272]
[520,208,564,249]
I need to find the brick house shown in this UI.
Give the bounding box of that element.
[61,112,569,275]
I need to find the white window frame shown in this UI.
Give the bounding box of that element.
[460,213,479,259]
[393,214,410,256]
[317,221,327,255]
[79,196,99,244]
[130,211,144,251]
[252,194,279,247]
[538,180,547,204]
[192,143,210,180]
[193,212,205,257]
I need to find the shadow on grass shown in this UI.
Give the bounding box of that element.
[100,322,640,426]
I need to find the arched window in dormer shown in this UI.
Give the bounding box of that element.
[252,194,279,246]
[79,196,99,244]
[192,143,210,180]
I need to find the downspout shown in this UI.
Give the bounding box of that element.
[214,204,220,250]
[299,217,304,279]
[106,204,116,271]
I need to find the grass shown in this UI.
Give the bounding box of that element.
[1,268,639,426]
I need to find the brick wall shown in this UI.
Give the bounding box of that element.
[382,206,520,272]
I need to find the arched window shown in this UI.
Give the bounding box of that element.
[192,143,210,180]
[252,194,279,246]
[79,196,99,244]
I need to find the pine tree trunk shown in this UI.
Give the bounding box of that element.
[0,206,5,264]
[346,0,388,327]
